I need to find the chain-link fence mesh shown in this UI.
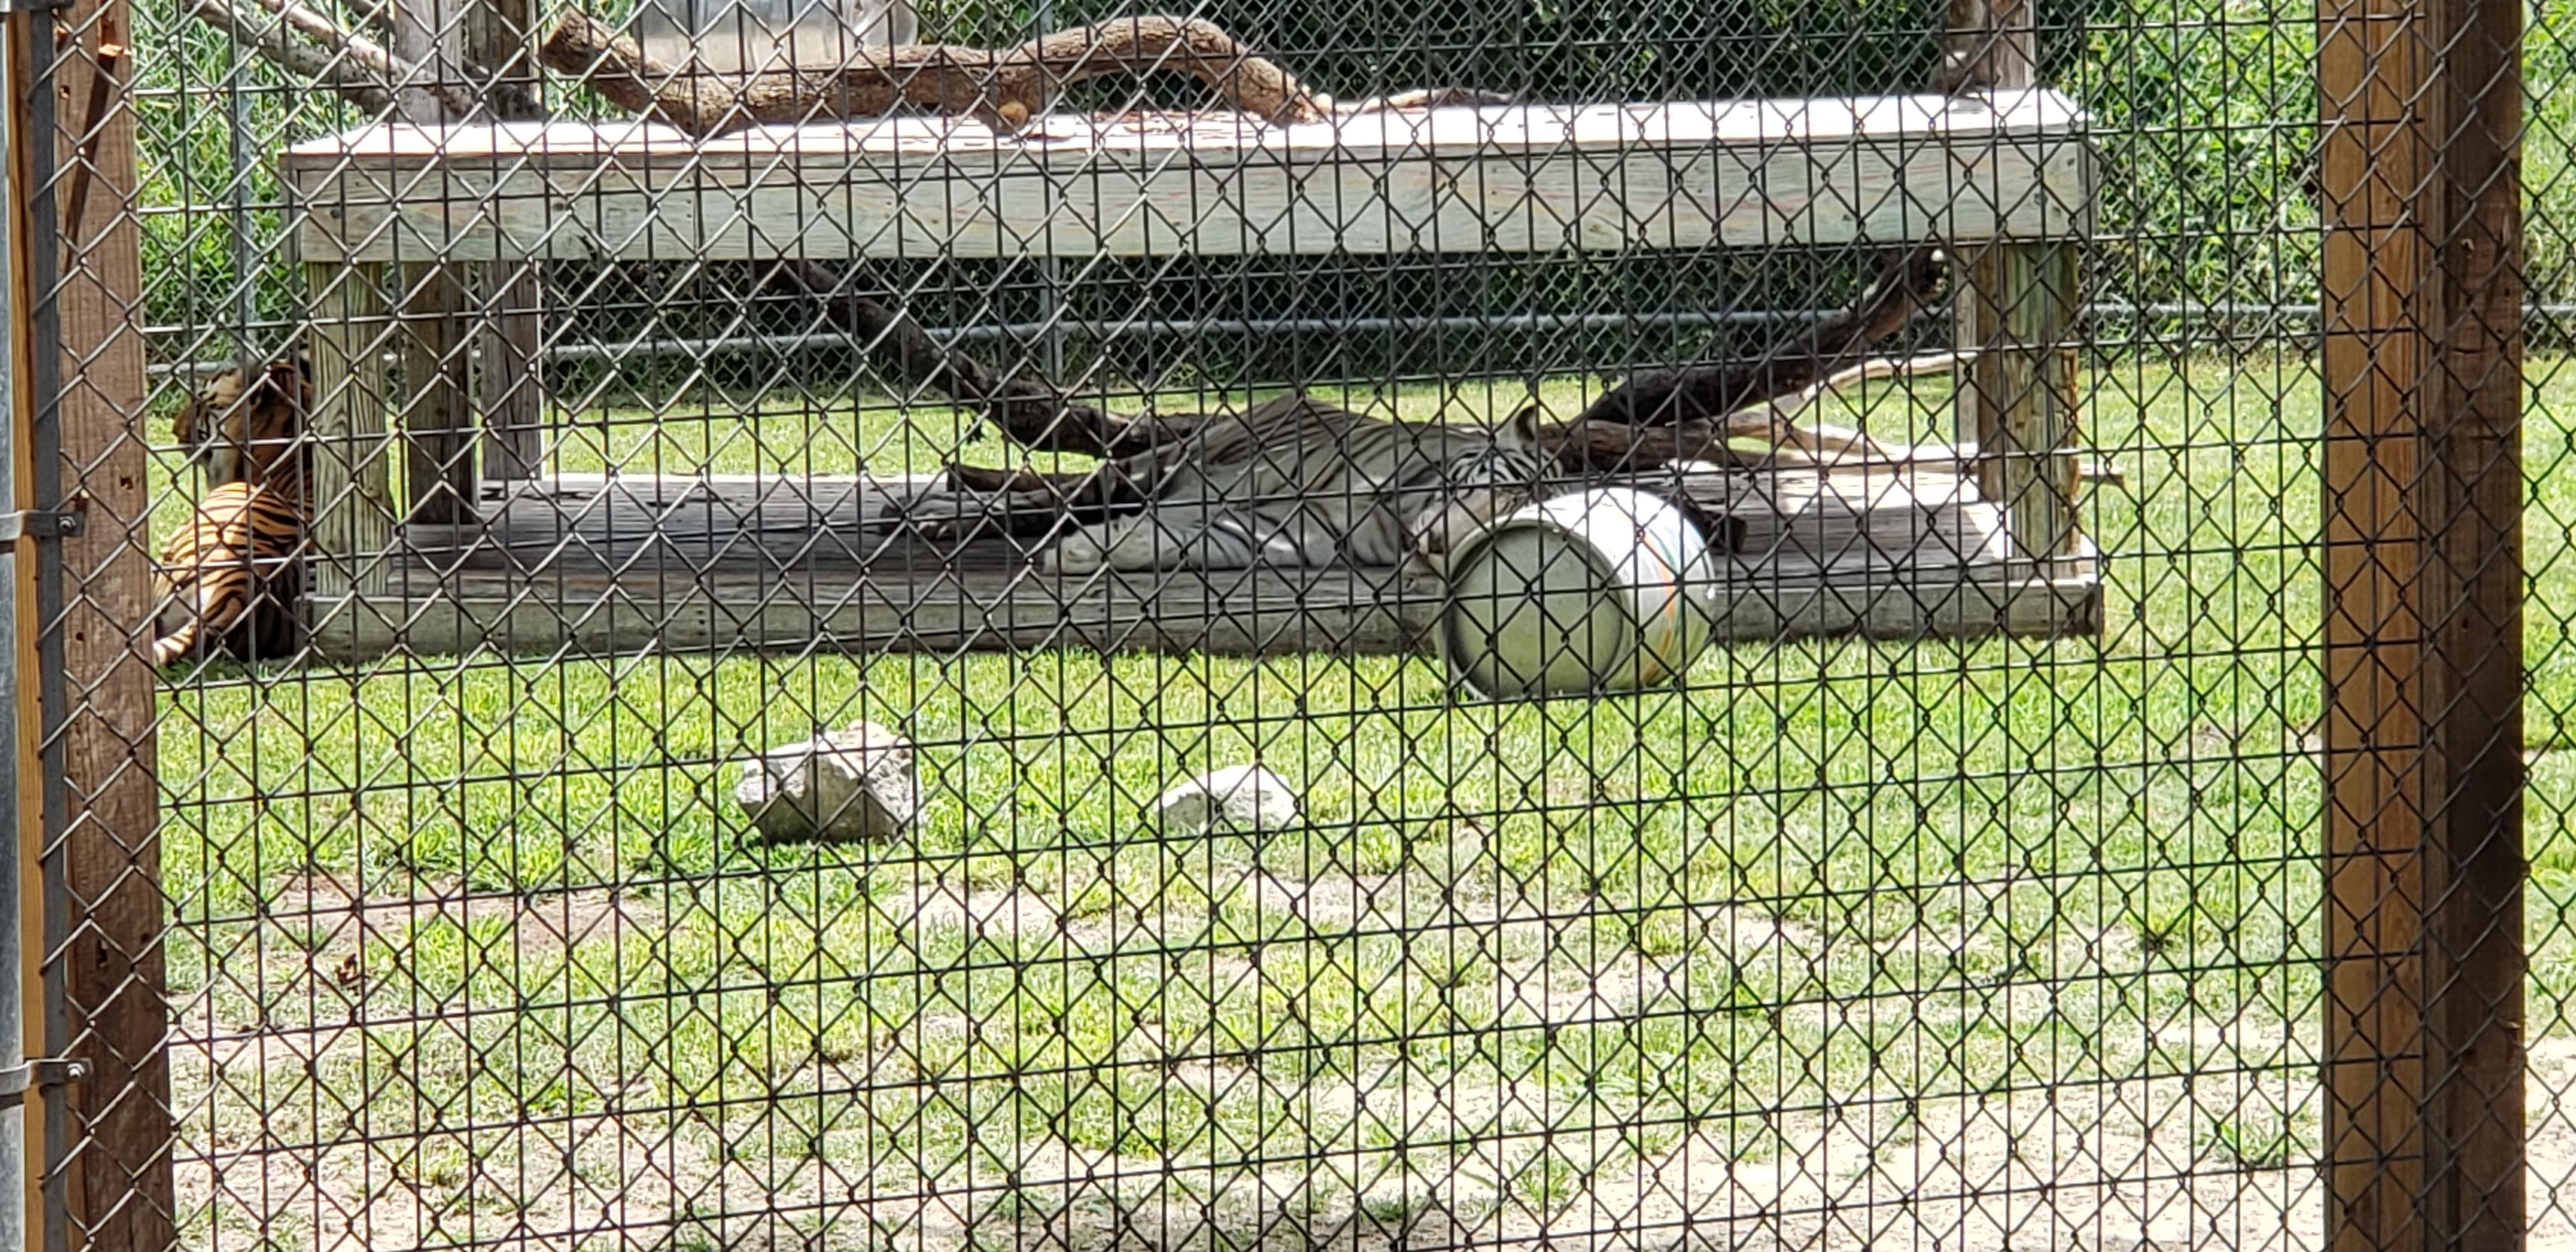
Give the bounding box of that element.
[9,0,2564,1246]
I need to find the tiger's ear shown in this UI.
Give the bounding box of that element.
[267,356,309,406]
[1505,403,1546,448]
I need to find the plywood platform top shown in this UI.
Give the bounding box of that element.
[283,89,2088,171]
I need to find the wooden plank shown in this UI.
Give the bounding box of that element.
[3,10,45,1228]
[280,94,2097,262]
[306,563,2099,660]
[1956,242,2080,564]
[285,91,2094,164]
[27,2,177,1246]
[2319,0,2527,1246]
[303,263,398,599]
[390,0,477,521]
[477,263,542,481]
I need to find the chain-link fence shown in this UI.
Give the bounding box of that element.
[0,0,2565,1246]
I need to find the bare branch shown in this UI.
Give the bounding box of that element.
[1567,247,1950,431]
[1543,351,1974,472]
[187,0,397,112]
[238,0,481,116]
[539,11,1343,135]
[783,261,1208,458]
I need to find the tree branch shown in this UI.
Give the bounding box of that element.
[1543,351,1970,472]
[187,0,396,112]
[783,261,1206,458]
[1566,247,1950,431]
[539,12,1347,135]
[242,0,481,116]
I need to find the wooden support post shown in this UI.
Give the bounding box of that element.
[469,0,544,483]
[392,0,478,521]
[306,263,397,600]
[1944,0,2083,570]
[19,2,177,1248]
[478,266,542,482]
[2318,0,2526,1248]
[397,265,475,523]
[1958,241,2078,563]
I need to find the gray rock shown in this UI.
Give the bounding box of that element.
[735,722,917,843]
[1150,764,1300,836]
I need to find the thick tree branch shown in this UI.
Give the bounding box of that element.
[188,0,491,116]
[187,0,397,112]
[783,261,1207,458]
[1567,247,1949,431]
[540,12,1347,135]
[1544,352,1969,472]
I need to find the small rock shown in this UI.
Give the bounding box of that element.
[735,722,917,843]
[1150,764,1299,836]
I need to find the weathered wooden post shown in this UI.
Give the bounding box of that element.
[392,0,479,523]
[1943,0,2083,573]
[2317,0,2527,1246]
[470,0,545,483]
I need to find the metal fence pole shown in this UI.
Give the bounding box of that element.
[0,10,26,1246]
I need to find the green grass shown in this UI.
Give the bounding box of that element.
[157,354,2576,1248]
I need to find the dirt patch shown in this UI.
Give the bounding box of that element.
[887,878,1164,954]
[1454,1037,2576,1252]
[271,872,663,957]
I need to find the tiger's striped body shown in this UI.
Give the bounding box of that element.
[153,358,311,668]
[1045,395,1554,574]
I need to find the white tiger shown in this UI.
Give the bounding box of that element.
[959,394,1556,574]
[1052,395,1554,574]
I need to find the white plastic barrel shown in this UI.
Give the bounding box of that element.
[1432,486,1722,699]
[632,0,917,76]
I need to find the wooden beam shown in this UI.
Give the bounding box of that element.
[2318,0,2527,1248]
[395,265,476,522]
[305,262,396,600]
[280,95,2098,263]
[23,1,176,1247]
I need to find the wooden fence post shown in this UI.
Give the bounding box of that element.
[15,1,174,1248]
[2318,0,2527,1247]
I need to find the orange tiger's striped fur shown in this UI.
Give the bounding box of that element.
[153,356,312,668]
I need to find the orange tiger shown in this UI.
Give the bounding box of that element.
[152,356,311,668]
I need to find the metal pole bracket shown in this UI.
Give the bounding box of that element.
[0,510,81,543]
[0,1058,85,1107]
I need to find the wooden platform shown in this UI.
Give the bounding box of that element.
[303,466,2103,661]
[282,91,2094,261]
[283,91,2105,656]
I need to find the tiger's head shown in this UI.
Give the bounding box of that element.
[176,355,309,487]
[1406,402,1561,569]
